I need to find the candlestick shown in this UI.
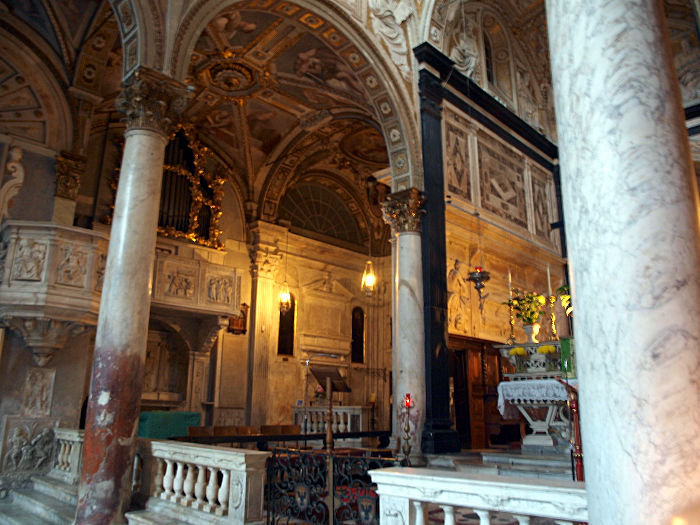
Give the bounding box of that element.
[546,265,552,298]
[508,269,512,298]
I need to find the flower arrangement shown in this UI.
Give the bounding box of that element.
[314,384,326,400]
[505,289,546,324]
[508,347,527,372]
[537,344,556,354]
[509,347,526,357]
[558,285,573,317]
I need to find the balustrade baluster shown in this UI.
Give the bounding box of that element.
[217,469,230,515]
[173,461,185,500]
[57,441,68,470]
[513,515,531,524]
[205,467,219,510]
[183,463,195,503]
[153,458,165,496]
[412,501,425,525]
[194,465,206,507]
[474,509,490,523]
[162,459,175,498]
[441,505,455,525]
[338,412,346,433]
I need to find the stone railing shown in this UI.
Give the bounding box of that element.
[293,405,370,446]
[133,439,270,524]
[49,428,84,485]
[369,467,588,525]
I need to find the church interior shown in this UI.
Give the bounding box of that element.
[0,0,698,524]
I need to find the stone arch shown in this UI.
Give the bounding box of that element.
[0,26,72,151]
[166,0,421,191]
[109,0,166,77]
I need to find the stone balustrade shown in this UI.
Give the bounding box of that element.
[49,428,84,485]
[293,405,370,446]
[132,439,270,524]
[369,467,588,525]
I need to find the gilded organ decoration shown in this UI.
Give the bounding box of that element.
[477,131,527,229]
[12,239,47,281]
[56,244,87,287]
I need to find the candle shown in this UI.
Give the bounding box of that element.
[508,269,512,298]
[547,265,552,297]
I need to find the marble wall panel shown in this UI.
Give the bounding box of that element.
[443,108,472,204]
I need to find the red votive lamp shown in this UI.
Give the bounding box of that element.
[404,393,413,408]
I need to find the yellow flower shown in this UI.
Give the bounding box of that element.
[537,344,556,354]
[509,346,527,356]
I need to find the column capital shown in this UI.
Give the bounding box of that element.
[116,68,191,136]
[381,188,425,234]
[246,221,286,279]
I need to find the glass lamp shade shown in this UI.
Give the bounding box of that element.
[279,281,291,313]
[361,260,376,296]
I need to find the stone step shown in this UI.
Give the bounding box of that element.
[9,489,75,525]
[125,510,192,525]
[32,476,78,506]
[0,500,57,525]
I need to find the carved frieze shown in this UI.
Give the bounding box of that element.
[11,239,47,281]
[21,368,55,417]
[54,152,85,200]
[56,244,87,287]
[1,417,58,475]
[116,68,191,135]
[164,267,196,299]
[381,188,424,234]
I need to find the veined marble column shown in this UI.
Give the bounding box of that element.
[546,1,700,523]
[382,189,426,462]
[245,221,285,426]
[76,69,189,524]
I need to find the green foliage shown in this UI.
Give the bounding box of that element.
[557,284,573,317]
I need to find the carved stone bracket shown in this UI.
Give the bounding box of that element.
[198,316,229,354]
[54,152,86,200]
[381,188,425,234]
[116,67,192,135]
[3,317,90,367]
[0,147,25,221]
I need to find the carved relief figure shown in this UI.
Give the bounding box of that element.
[674,36,700,102]
[21,368,55,417]
[165,270,194,298]
[4,428,26,470]
[56,245,87,286]
[207,276,233,304]
[12,239,47,281]
[448,13,480,82]
[369,0,411,81]
[516,66,540,129]
[3,425,54,472]
[447,260,470,332]
[95,253,107,291]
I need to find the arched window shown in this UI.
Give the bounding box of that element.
[277,294,295,356]
[483,33,495,84]
[351,306,364,364]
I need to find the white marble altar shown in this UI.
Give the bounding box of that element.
[546,1,700,522]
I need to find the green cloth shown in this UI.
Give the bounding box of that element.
[138,411,201,439]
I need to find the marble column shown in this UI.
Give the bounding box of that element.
[76,69,189,524]
[382,189,426,462]
[245,221,284,426]
[546,1,700,523]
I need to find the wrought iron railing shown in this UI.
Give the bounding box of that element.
[266,448,400,525]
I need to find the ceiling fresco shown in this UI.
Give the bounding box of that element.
[181,0,391,232]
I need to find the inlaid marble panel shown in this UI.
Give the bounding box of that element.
[477,130,527,229]
[530,163,554,241]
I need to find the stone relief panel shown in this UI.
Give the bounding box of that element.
[55,243,87,287]
[11,239,47,281]
[446,259,473,334]
[477,130,527,229]
[20,368,55,417]
[0,416,58,476]
[530,163,554,242]
[443,108,472,204]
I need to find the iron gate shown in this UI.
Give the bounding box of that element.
[266,448,400,525]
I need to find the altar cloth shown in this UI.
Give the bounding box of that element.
[498,379,578,418]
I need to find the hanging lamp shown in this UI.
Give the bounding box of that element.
[279,230,291,313]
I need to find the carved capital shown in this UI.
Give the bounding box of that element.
[381,188,425,234]
[248,246,282,280]
[116,68,191,135]
[4,317,89,367]
[54,152,86,200]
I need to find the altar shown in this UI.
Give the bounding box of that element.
[497,378,577,449]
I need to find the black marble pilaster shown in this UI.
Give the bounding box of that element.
[418,67,461,454]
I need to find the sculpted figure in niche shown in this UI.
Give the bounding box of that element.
[449,15,480,82]
[369,0,412,81]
